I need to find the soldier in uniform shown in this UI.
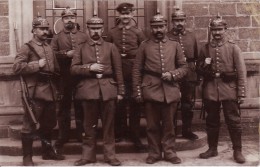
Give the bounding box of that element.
[132,12,188,164]
[167,8,199,140]
[105,2,146,151]
[71,15,125,166]
[197,15,247,164]
[13,16,64,166]
[51,7,88,149]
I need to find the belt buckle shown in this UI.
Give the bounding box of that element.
[121,54,127,57]
[215,73,220,78]
[96,74,103,79]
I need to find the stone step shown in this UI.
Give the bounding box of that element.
[0,131,207,156]
[7,119,187,140]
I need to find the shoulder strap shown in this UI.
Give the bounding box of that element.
[25,43,41,60]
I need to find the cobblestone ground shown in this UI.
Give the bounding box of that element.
[0,138,259,166]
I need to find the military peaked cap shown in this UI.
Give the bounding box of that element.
[61,7,77,17]
[116,3,135,13]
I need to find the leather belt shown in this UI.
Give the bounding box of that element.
[186,58,196,63]
[121,54,135,59]
[215,72,221,78]
[86,74,113,79]
[143,70,162,78]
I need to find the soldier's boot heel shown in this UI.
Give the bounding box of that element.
[233,150,245,164]
[199,148,218,159]
[23,155,34,166]
[22,133,34,166]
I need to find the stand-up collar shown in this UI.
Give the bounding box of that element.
[32,38,47,46]
[151,36,168,43]
[87,38,103,46]
[210,37,228,47]
[171,28,186,35]
[63,27,78,34]
[117,20,135,30]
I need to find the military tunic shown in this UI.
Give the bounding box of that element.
[132,36,188,159]
[71,38,125,161]
[197,38,247,145]
[51,27,88,143]
[13,38,60,134]
[106,23,146,143]
[167,28,199,134]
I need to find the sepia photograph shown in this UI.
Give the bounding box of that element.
[0,0,259,166]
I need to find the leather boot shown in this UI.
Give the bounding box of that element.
[41,133,65,160]
[21,133,34,166]
[55,117,69,148]
[199,128,219,159]
[181,104,198,140]
[229,128,245,163]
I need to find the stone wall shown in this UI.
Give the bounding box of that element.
[181,0,260,52]
[0,0,9,56]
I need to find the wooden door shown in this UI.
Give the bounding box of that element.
[98,0,157,37]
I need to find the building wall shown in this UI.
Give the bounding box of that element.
[0,0,259,126]
[0,0,9,56]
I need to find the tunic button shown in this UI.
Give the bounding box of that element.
[162,68,165,71]
[97,61,100,63]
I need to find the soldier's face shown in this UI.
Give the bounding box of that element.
[119,11,133,24]
[211,28,225,40]
[88,27,103,41]
[62,16,76,29]
[172,19,186,31]
[33,27,49,41]
[151,25,167,40]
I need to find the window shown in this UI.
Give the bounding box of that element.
[33,0,85,34]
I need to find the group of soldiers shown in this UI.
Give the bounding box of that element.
[13,2,247,166]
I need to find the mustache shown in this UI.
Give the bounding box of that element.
[177,25,183,29]
[155,32,163,36]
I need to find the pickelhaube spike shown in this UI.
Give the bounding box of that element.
[32,15,49,28]
[172,7,186,20]
[150,9,167,26]
[61,6,77,17]
[210,13,227,29]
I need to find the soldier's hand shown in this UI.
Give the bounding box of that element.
[161,72,172,81]
[117,95,123,102]
[39,58,47,68]
[89,63,105,73]
[66,50,76,58]
[238,97,245,104]
[135,95,144,103]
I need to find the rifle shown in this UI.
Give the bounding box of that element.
[14,23,59,154]
[14,22,40,128]
[20,76,40,129]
